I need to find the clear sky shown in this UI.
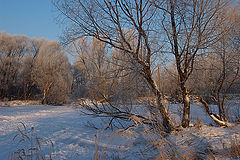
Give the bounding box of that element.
[0,0,62,41]
[0,0,238,41]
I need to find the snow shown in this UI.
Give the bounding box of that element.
[0,103,239,160]
[0,105,148,159]
[169,124,240,159]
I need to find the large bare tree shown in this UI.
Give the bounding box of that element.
[153,0,231,127]
[54,0,175,132]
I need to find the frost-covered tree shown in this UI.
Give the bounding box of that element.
[189,6,240,125]
[0,32,29,99]
[154,0,231,127]
[32,41,72,104]
[54,0,175,132]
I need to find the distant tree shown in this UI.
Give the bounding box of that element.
[154,65,180,102]
[32,41,72,104]
[0,32,29,99]
[0,32,73,103]
[111,45,151,101]
[21,54,36,100]
[20,38,46,100]
[71,65,88,99]
[70,37,112,100]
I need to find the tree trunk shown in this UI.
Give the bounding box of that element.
[41,89,47,104]
[197,97,232,127]
[156,91,175,133]
[169,0,190,128]
[41,82,53,104]
[143,68,175,133]
[181,87,190,128]
[24,81,27,100]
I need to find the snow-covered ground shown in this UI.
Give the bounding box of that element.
[0,105,150,160]
[0,103,239,160]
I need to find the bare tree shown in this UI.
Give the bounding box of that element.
[32,40,72,104]
[21,54,36,100]
[20,38,46,100]
[0,32,29,99]
[54,0,175,132]
[0,32,73,103]
[153,0,231,127]
[189,6,240,126]
[71,37,113,100]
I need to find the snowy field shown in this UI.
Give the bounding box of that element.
[0,103,239,160]
[0,105,152,160]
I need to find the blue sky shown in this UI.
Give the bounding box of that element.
[0,0,238,41]
[0,0,62,41]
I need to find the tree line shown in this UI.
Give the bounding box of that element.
[0,32,72,104]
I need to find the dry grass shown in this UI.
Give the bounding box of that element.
[8,122,54,160]
[207,136,240,160]
[194,117,203,130]
[93,130,122,160]
[94,131,106,160]
[115,115,199,160]
[228,136,240,159]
